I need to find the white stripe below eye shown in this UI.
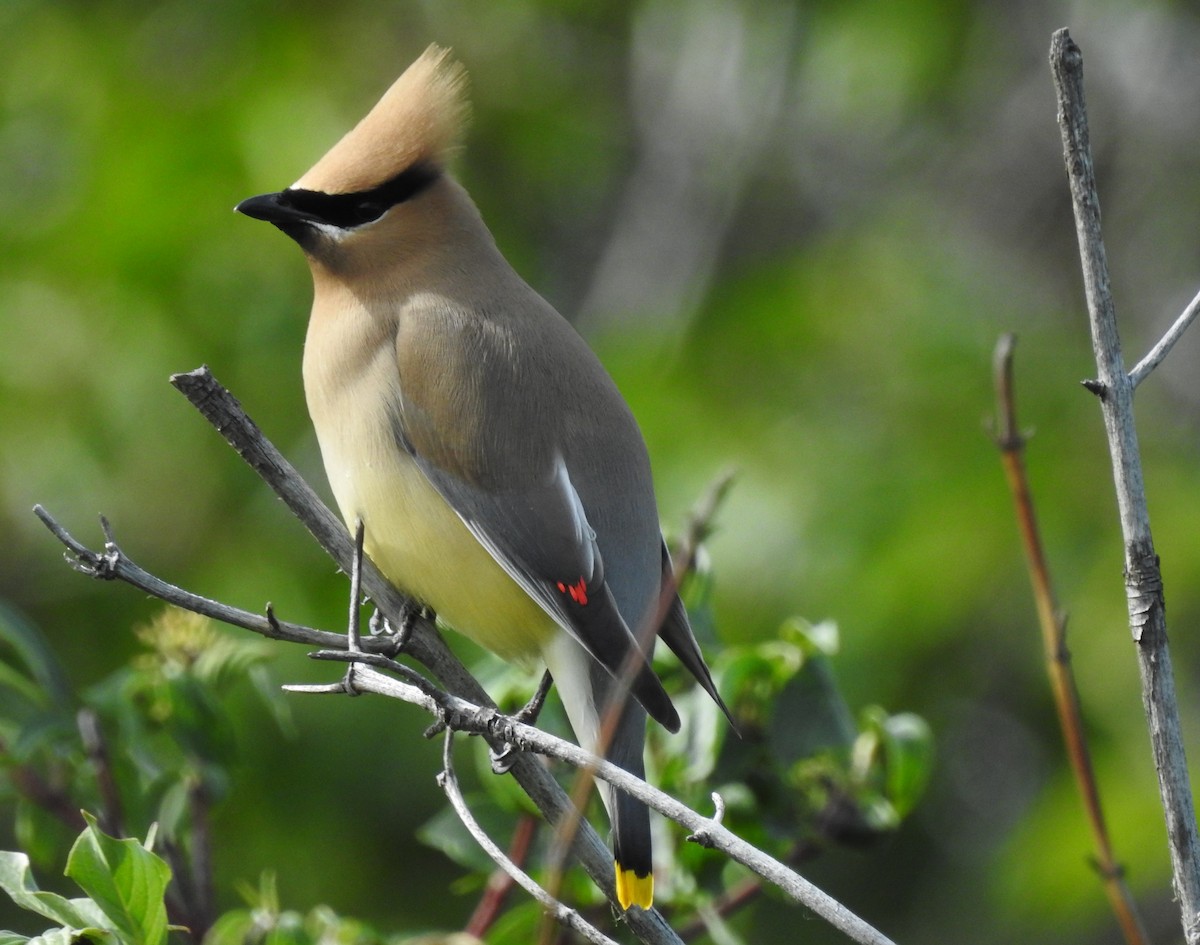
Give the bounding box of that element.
[310,221,351,242]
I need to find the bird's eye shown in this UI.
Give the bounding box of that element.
[354,201,386,225]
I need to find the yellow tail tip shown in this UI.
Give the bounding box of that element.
[615,865,654,910]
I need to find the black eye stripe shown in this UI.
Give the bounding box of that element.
[282,161,442,229]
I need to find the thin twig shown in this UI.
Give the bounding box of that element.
[76,708,124,838]
[465,813,540,938]
[1051,28,1200,942]
[32,505,394,654]
[188,775,215,940]
[341,517,366,695]
[439,731,621,945]
[313,663,897,945]
[36,405,681,942]
[348,518,365,654]
[992,334,1148,945]
[1128,288,1200,389]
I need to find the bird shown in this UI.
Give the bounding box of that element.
[235,44,731,912]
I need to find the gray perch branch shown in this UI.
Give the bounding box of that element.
[1050,28,1200,942]
[169,367,686,945]
[37,365,895,945]
[296,656,898,945]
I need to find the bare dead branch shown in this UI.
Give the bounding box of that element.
[1128,288,1200,389]
[1051,28,1200,941]
[170,367,689,945]
[33,505,381,654]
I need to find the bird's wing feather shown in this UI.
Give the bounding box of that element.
[390,396,681,733]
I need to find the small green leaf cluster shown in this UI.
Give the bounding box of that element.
[0,604,288,940]
[420,602,934,936]
[0,814,169,945]
[652,615,933,909]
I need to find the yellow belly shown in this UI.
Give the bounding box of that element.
[320,420,557,663]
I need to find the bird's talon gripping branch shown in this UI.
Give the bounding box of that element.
[489,742,518,774]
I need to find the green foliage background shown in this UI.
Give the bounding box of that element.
[4,1,1200,943]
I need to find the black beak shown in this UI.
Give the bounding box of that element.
[235,190,321,247]
[236,191,298,223]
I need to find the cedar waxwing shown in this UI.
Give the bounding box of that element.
[236,45,730,912]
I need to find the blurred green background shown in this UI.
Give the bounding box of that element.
[4,0,1200,942]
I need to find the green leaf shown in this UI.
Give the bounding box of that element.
[875,711,934,817]
[0,603,72,711]
[202,911,257,945]
[0,851,107,931]
[26,929,111,945]
[780,617,840,657]
[416,802,499,875]
[0,659,46,711]
[770,654,857,759]
[64,814,170,945]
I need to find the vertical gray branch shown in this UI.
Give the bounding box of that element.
[1050,28,1200,941]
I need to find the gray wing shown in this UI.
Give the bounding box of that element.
[390,396,681,733]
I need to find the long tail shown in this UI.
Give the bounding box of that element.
[543,633,655,910]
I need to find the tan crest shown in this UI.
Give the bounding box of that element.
[295,44,469,195]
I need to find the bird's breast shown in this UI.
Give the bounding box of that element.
[302,304,556,663]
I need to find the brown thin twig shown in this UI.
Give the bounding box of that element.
[992,334,1148,945]
[1051,29,1200,942]
[76,708,124,838]
[465,813,540,938]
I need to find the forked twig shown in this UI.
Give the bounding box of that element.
[1051,28,1200,941]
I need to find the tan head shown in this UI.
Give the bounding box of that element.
[235,45,473,265]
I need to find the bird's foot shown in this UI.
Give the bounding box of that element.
[489,670,554,774]
[370,600,435,656]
